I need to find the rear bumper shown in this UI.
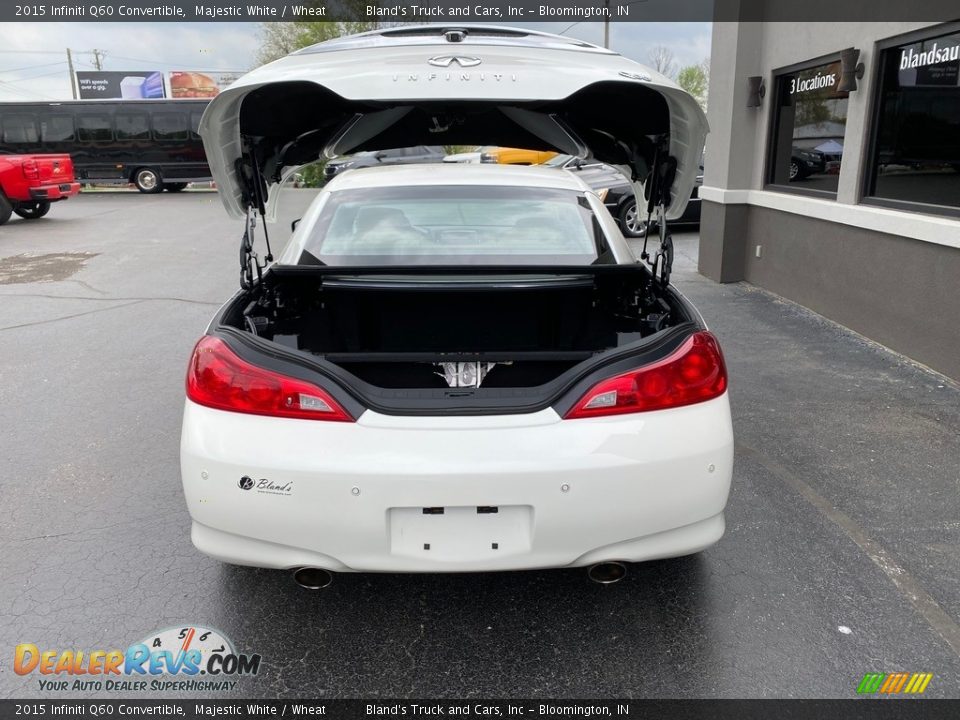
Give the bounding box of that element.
[29,182,80,201]
[180,394,734,573]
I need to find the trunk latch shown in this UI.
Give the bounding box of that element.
[434,361,498,388]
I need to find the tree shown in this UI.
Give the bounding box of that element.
[256,14,381,185]
[255,1,407,64]
[256,21,377,66]
[647,45,678,80]
[676,59,710,110]
[255,23,305,65]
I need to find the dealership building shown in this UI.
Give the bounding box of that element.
[701,21,960,380]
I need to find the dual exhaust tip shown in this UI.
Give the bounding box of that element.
[292,567,333,590]
[587,561,627,584]
[292,562,626,589]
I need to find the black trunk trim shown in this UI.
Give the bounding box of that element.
[212,321,699,417]
[324,350,595,363]
[209,267,705,417]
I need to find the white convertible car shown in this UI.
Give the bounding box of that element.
[181,25,732,587]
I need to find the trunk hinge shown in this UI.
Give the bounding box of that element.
[640,135,676,287]
[238,138,274,290]
[240,208,264,290]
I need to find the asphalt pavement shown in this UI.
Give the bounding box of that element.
[1,191,958,699]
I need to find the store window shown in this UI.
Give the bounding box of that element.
[866,27,960,214]
[767,58,849,195]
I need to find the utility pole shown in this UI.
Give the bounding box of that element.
[603,0,611,49]
[65,47,77,99]
[90,49,106,70]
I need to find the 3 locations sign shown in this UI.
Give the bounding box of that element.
[787,62,841,96]
[75,70,242,99]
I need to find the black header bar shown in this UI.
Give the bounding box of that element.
[3,0,960,23]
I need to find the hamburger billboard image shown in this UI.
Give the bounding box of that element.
[168,71,242,98]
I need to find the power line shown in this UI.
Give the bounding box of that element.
[0,60,67,75]
[105,53,246,71]
[0,80,57,100]
[3,69,71,82]
[557,21,583,36]
[0,50,245,72]
[0,49,93,55]
[105,53,174,65]
[557,1,650,42]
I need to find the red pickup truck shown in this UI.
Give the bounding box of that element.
[0,154,81,226]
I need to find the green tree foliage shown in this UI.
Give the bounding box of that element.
[676,59,709,111]
[256,13,380,185]
[256,20,377,65]
[298,163,328,188]
[254,15,474,186]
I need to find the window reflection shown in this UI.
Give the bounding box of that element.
[870,29,960,212]
[769,59,849,195]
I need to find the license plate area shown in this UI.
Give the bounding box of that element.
[389,505,533,560]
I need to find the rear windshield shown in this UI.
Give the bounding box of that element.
[293,185,605,266]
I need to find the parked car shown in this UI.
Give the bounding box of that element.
[442,146,496,164]
[323,146,446,180]
[442,148,483,163]
[445,146,555,165]
[186,25,728,587]
[611,170,703,238]
[480,147,558,165]
[790,147,826,180]
[0,153,80,225]
[544,154,702,238]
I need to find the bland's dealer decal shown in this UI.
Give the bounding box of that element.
[239,475,293,496]
[14,625,261,693]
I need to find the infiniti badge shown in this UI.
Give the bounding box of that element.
[428,55,482,68]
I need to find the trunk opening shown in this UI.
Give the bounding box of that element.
[222,267,687,392]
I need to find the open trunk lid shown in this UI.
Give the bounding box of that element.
[199,25,707,223]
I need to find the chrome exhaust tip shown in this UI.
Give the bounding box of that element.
[587,562,627,584]
[293,567,333,590]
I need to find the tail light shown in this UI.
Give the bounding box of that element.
[21,160,39,180]
[186,336,353,422]
[564,331,727,419]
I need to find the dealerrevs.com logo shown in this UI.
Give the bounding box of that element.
[14,625,261,693]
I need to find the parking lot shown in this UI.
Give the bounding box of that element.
[1,191,958,698]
